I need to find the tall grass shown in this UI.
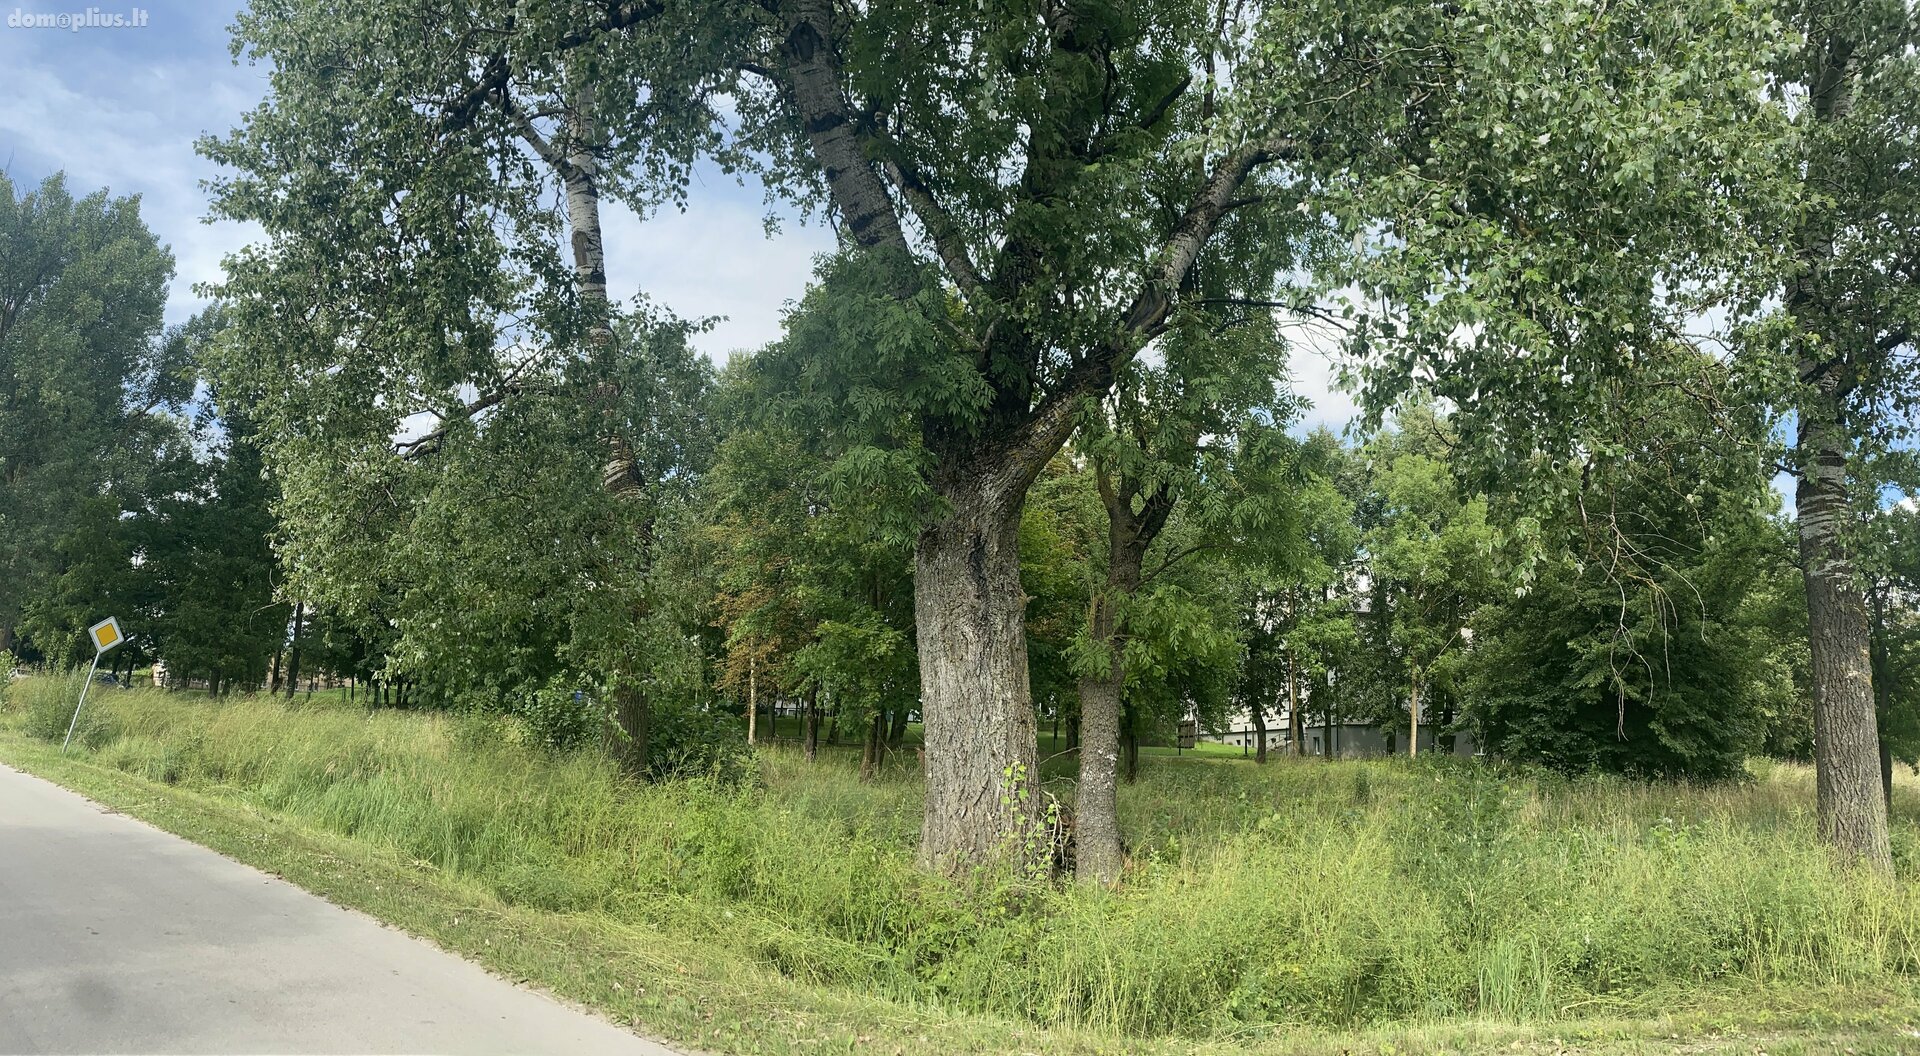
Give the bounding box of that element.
[5,677,1917,1040]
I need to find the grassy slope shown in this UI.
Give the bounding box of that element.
[2,681,1918,1054]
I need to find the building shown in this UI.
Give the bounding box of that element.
[1198,702,1478,759]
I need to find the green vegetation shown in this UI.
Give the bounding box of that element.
[6,677,1920,1053]
[6,1,1920,1051]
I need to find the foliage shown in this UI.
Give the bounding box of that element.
[0,172,185,658]
[1467,359,1802,778]
[703,351,921,736]
[1358,404,1501,743]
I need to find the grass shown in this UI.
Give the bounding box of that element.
[4,674,1920,1054]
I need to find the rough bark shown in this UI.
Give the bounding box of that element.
[608,685,650,777]
[1251,696,1269,764]
[1783,27,1891,872]
[1076,588,1127,885]
[914,462,1047,874]
[1796,398,1892,868]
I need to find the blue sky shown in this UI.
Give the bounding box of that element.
[0,2,1358,426]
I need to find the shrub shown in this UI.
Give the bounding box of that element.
[516,678,604,752]
[644,699,754,784]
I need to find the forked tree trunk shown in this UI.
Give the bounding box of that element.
[1796,395,1891,869]
[1076,470,1172,884]
[913,475,1043,875]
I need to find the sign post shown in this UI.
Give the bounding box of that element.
[63,618,124,753]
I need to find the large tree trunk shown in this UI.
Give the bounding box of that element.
[913,475,1043,875]
[1251,696,1269,764]
[746,650,757,747]
[1796,398,1892,869]
[1781,27,1891,872]
[888,705,910,749]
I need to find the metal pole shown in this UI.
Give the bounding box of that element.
[63,652,102,753]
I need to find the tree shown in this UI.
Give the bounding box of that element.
[1319,0,1919,855]
[1865,499,1920,811]
[139,407,289,694]
[204,0,721,765]
[703,356,919,779]
[1467,359,1792,778]
[1752,0,1919,869]
[722,0,1786,872]
[1363,406,1499,756]
[1234,428,1360,761]
[725,0,1334,870]
[0,172,183,658]
[1068,312,1293,883]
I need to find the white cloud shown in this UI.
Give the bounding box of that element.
[0,18,264,326]
[1284,320,1361,436]
[599,180,834,364]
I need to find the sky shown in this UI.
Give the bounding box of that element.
[0,2,1362,434]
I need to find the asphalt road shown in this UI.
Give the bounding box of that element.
[0,763,681,1055]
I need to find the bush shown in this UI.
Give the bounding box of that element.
[515,678,604,752]
[645,699,754,783]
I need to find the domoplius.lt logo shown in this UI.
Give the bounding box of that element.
[6,7,150,31]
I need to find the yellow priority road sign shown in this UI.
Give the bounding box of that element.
[88,617,123,654]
